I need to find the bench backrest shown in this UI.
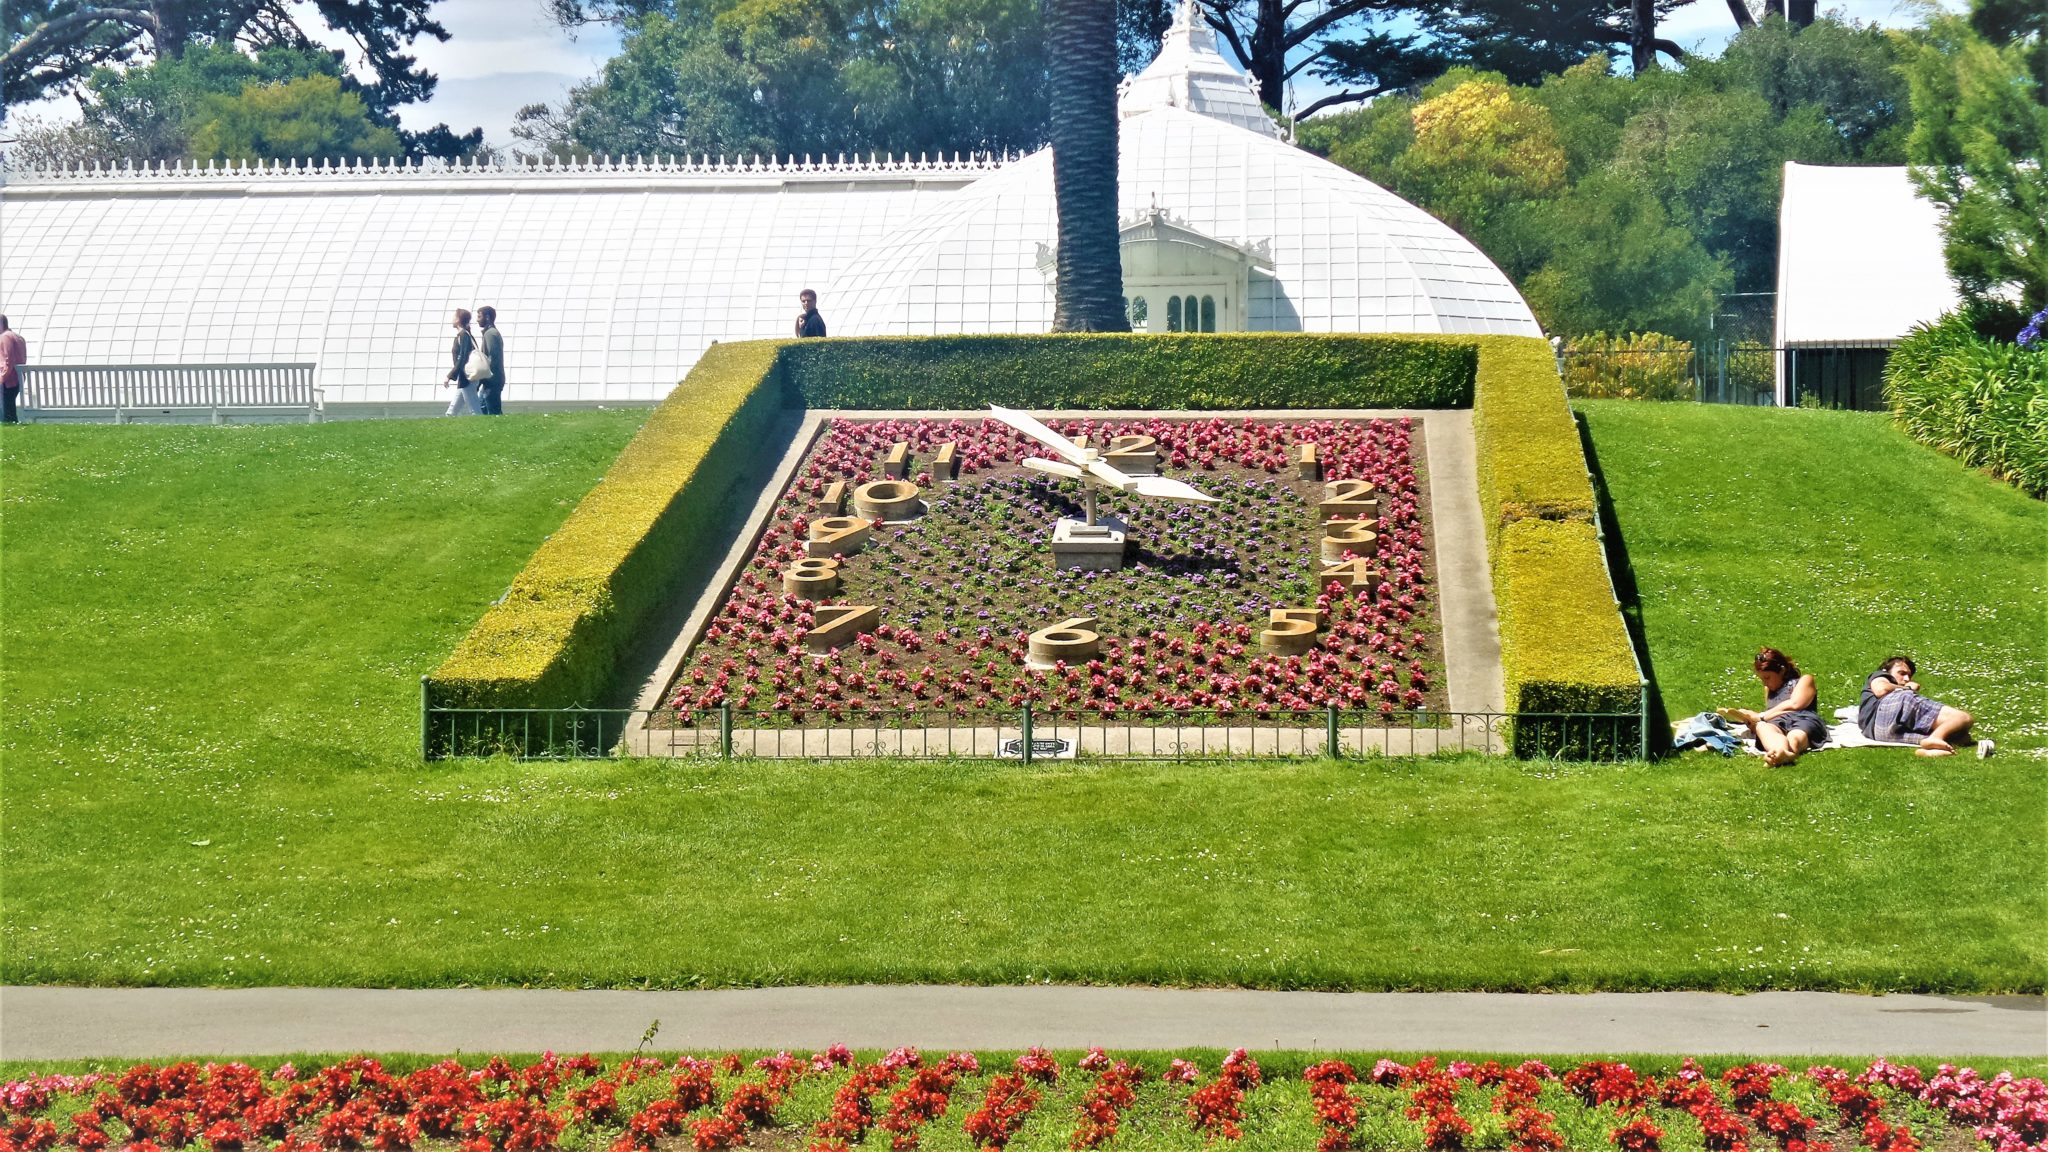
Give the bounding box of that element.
[21,364,319,410]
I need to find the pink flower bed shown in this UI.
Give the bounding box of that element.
[669,416,1443,722]
[3,1054,2042,1152]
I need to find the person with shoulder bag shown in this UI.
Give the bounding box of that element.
[445,308,480,416]
[474,305,506,415]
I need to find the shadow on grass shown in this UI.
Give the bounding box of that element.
[1575,409,1671,755]
[608,406,809,709]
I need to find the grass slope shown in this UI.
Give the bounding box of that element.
[1577,402,2046,742]
[2,408,2043,993]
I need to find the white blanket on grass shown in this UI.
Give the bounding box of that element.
[1675,707,1919,755]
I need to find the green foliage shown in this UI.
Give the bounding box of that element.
[1902,7,2048,314]
[12,45,407,164]
[1394,72,1567,240]
[1561,332,1696,400]
[514,0,1049,158]
[187,73,402,162]
[1303,20,1915,341]
[3,0,450,116]
[1885,311,2048,497]
[1494,518,1643,756]
[427,343,794,713]
[778,333,1480,409]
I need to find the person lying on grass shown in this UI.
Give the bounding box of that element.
[1859,655,1988,758]
[1719,646,1827,766]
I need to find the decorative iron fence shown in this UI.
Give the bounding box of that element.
[422,688,1650,764]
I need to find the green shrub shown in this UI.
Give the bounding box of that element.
[1494,518,1644,757]
[1471,334,1599,537]
[778,333,1478,409]
[1885,312,2048,498]
[426,341,795,715]
[1560,331,1698,401]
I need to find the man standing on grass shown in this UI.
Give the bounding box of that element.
[0,316,26,424]
[476,306,506,415]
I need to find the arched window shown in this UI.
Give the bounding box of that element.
[1167,296,1182,332]
[1182,296,1199,331]
[1127,295,1149,328]
[1200,296,1216,333]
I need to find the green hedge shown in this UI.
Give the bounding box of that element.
[426,341,794,714]
[1885,312,2048,498]
[778,333,1477,409]
[1494,519,1645,757]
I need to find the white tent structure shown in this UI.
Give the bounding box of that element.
[1773,162,1959,408]
[0,1,1539,412]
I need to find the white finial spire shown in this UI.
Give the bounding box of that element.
[1117,0,1283,138]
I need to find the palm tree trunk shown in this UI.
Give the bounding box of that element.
[1047,0,1130,333]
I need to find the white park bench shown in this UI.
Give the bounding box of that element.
[18,363,324,423]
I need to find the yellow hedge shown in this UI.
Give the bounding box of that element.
[1466,337,1643,751]
[428,340,794,708]
[1470,335,1598,536]
[1494,519,1644,756]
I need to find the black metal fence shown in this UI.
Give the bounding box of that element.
[422,695,1650,763]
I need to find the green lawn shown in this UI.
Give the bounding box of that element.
[1,408,2042,993]
[1576,401,2046,744]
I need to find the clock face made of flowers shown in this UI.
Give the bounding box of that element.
[670,413,1441,722]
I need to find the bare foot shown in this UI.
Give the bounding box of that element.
[1764,747,1795,766]
[1915,747,1953,758]
[1918,737,1953,753]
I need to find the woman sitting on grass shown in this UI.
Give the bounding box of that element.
[1721,647,1827,766]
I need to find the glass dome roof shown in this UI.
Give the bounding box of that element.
[0,19,1538,406]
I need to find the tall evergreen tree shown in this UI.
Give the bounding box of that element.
[1046,0,1129,332]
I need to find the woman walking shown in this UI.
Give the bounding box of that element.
[444,309,480,416]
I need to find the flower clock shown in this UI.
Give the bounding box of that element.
[669,415,1444,725]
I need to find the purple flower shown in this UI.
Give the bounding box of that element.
[2019,308,2046,349]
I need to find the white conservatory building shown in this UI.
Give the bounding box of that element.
[0,4,1539,409]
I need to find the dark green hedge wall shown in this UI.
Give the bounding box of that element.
[777,333,1477,410]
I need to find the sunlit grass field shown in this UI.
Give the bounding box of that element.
[1,406,2041,992]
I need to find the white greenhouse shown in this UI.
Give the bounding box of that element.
[0,3,1539,411]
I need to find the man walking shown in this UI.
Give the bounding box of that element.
[0,316,27,424]
[476,306,506,415]
[795,289,828,338]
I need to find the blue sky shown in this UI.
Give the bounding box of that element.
[375,0,1947,144]
[9,0,1940,149]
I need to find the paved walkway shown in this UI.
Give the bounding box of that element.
[3,987,2041,1060]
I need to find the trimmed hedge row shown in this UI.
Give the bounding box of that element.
[1884,312,2048,498]
[1470,336,1599,537]
[427,341,793,711]
[1470,335,1643,748]
[779,333,1478,410]
[1493,519,1644,757]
